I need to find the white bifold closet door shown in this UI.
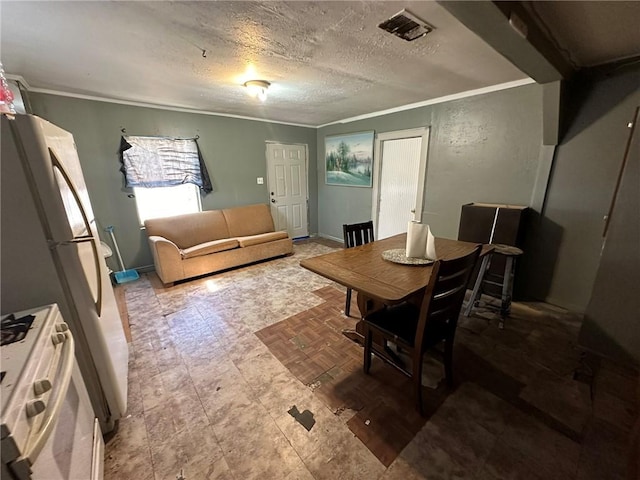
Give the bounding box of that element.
[376,136,423,239]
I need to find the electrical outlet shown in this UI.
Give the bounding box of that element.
[257,177,264,185]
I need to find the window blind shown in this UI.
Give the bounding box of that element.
[119,136,212,192]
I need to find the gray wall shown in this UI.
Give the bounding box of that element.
[540,69,640,312]
[30,93,317,270]
[316,83,543,242]
[580,102,639,365]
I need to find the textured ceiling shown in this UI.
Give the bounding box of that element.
[0,1,528,126]
[1,1,638,127]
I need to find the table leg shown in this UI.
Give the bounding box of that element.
[341,329,364,345]
[341,293,385,344]
[357,293,385,318]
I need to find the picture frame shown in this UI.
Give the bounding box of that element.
[325,131,374,187]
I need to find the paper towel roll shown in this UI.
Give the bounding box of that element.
[425,225,437,260]
[406,221,428,258]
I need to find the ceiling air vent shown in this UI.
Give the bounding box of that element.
[378,9,434,42]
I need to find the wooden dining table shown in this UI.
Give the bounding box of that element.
[300,233,492,338]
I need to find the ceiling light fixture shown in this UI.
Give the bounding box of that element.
[243,80,270,102]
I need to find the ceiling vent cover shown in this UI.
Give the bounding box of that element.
[378,9,434,42]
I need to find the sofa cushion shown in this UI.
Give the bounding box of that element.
[145,210,230,249]
[181,238,239,259]
[222,204,275,237]
[236,231,289,248]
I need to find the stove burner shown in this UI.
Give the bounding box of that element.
[1,314,36,346]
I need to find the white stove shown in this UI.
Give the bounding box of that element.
[1,304,103,479]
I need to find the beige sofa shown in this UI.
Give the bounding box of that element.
[144,203,293,285]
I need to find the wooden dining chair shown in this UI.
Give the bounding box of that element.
[342,221,375,316]
[362,245,481,415]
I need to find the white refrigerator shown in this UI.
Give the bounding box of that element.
[1,113,128,433]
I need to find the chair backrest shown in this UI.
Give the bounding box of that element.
[343,221,375,248]
[415,245,482,350]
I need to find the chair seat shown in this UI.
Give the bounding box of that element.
[365,303,448,349]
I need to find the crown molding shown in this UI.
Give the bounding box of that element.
[5,74,32,90]
[12,81,315,128]
[7,74,535,129]
[318,78,535,127]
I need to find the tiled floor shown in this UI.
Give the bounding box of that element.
[105,239,638,480]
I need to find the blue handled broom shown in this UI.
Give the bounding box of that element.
[105,225,139,284]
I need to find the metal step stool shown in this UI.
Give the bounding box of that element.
[464,243,523,329]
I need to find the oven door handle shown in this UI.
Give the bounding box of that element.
[24,329,75,465]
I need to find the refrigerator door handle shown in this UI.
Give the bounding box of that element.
[55,237,104,316]
[49,147,93,238]
[49,149,103,315]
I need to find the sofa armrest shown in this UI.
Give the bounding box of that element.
[148,235,184,284]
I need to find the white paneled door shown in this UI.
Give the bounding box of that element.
[266,143,309,239]
[373,128,430,239]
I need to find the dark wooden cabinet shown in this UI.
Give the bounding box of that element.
[457,203,528,299]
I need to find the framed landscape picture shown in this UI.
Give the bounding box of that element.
[325,131,374,187]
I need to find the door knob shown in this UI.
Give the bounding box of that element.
[271,199,276,203]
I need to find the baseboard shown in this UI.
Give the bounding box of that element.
[317,233,344,244]
[133,264,156,273]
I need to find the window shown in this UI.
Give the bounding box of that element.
[134,183,202,226]
[118,135,212,226]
